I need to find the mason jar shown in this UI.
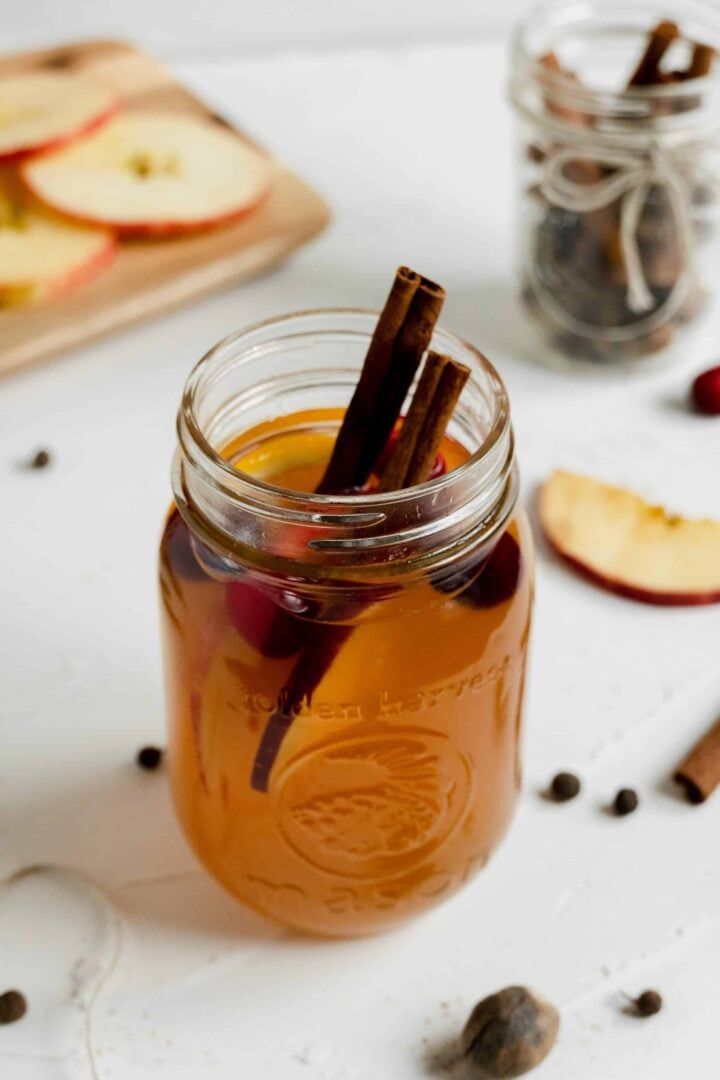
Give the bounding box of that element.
[509,0,720,364]
[159,310,534,937]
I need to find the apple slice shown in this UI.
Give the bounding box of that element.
[23,111,273,237]
[0,171,115,305]
[540,469,720,605]
[0,73,117,163]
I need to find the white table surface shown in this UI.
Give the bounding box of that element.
[1,34,719,1080]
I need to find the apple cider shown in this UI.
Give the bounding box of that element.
[160,306,533,936]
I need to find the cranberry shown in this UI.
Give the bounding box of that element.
[433,533,522,609]
[691,365,720,415]
[162,511,210,582]
[374,428,446,481]
[226,581,308,658]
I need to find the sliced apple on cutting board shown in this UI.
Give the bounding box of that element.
[23,111,273,237]
[0,73,117,163]
[0,171,116,306]
[540,469,720,605]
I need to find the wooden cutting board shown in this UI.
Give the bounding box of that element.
[0,40,331,378]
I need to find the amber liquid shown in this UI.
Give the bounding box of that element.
[160,410,533,936]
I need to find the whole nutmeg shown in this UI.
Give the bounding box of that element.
[461,986,560,1078]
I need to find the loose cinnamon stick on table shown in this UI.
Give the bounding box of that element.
[628,20,679,87]
[674,716,720,804]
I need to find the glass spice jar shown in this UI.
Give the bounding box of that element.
[509,0,720,364]
[159,310,534,937]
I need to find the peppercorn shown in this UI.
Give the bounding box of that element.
[29,449,51,469]
[613,788,639,816]
[461,986,560,1078]
[634,990,663,1017]
[136,745,163,770]
[0,990,27,1025]
[550,771,581,802]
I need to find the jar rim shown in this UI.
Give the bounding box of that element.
[511,0,720,130]
[180,306,511,512]
[174,308,517,579]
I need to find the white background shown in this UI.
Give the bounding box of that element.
[5,0,534,57]
[1,7,720,1080]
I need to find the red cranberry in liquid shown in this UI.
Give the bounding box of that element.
[434,533,522,609]
[163,511,210,582]
[226,582,309,658]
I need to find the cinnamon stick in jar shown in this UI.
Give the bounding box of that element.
[317,268,445,494]
[377,351,449,492]
[250,268,461,793]
[539,51,590,127]
[627,20,679,87]
[316,265,419,494]
[403,358,469,487]
[378,351,468,493]
[674,717,720,803]
[685,42,716,79]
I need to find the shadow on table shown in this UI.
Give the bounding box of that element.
[0,763,278,945]
[420,1032,472,1079]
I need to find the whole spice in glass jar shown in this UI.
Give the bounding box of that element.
[510,1,720,364]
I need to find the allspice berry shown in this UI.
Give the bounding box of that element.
[550,771,581,802]
[0,989,27,1025]
[613,788,639,816]
[634,990,662,1017]
[136,745,163,770]
[461,986,560,1078]
[29,449,51,469]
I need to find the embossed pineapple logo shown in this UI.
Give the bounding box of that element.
[276,731,472,880]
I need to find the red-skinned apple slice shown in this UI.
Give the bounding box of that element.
[540,469,720,605]
[0,74,117,163]
[23,111,273,237]
[0,171,115,305]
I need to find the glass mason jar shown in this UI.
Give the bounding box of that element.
[509,0,720,364]
[159,310,534,937]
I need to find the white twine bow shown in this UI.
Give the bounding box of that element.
[540,142,701,315]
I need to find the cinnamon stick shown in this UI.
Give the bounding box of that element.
[367,280,445,483]
[250,624,353,793]
[671,43,716,80]
[317,268,445,493]
[687,43,716,78]
[250,278,462,792]
[402,357,469,487]
[674,717,720,803]
[628,20,679,87]
[540,52,589,127]
[378,352,449,492]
